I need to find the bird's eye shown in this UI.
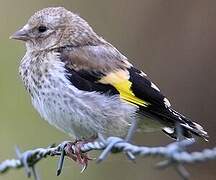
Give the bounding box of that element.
[38,26,47,33]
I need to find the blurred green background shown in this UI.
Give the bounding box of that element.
[0,0,215,179]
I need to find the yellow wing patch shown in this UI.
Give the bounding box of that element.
[99,69,150,107]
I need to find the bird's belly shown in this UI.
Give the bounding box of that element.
[31,87,137,139]
[20,52,137,139]
[31,92,97,139]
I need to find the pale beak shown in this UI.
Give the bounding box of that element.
[10,28,30,41]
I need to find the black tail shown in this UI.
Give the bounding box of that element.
[139,106,209,141]
[163,108,209,141]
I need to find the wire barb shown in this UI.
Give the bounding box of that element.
[96,137,124,163]
[56,149,66,176]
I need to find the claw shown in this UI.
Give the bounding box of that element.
[63,140,94,173]
[55,137,97,174]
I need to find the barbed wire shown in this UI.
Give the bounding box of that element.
[0,137,216,180]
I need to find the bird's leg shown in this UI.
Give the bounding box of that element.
[125,118,138,142]
[124,118,138,161]
[64,135,97,173]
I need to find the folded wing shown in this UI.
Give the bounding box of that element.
[57,44,208,140]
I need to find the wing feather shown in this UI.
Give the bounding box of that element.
[58,45,163,107]
[57,44,208,140]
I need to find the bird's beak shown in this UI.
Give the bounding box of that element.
[10,26,30,41]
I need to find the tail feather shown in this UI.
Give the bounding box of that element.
[162,126,193,140]
[139,106,209,140]
[168,108,209,141]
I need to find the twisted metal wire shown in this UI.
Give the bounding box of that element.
[0,137,216,180]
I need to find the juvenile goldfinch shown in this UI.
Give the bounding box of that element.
[11,7,208,143]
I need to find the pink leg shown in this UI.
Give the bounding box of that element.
[64,136,97,172]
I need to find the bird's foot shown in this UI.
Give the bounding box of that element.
[56,136,97,175]
[64,140,93,173]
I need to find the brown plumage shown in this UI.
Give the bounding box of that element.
[58,44,129,72]
[11,7,208,144]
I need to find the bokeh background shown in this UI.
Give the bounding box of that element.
[0,0,215,179]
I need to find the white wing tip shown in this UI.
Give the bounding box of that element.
[164,98,171,108]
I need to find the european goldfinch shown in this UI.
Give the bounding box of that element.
[11,7,208,144]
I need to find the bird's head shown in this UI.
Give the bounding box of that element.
[10,7,101,51]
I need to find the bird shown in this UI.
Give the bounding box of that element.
[11,7,208,168]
